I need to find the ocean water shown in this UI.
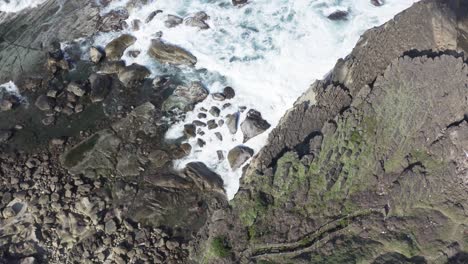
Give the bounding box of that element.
[93,0,419,199]
[0,0,47,12]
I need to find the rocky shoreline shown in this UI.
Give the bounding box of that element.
[0,0,467,263]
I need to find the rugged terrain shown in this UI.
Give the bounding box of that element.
[0,0,466,264]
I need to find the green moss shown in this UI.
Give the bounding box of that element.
[210,236,232,258]
[63,133,100,168]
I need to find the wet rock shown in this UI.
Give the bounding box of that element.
[212,93,225,101]
[184,124,196,138]
[228,145,254,170]
[226,112,239,134]
[328,10,349,21]
[112,102,159,141]
[223,103,232,109]
[232,0,248,6]
[105,34,137,61]
[183,162,224,192]
[148,39,197,66]
[223,86,235,99]
[35,95,54,111]
[207,120,218,130]
[146,10,163,23]
[215,132,223,141]
[217,150,224,160]
[131,19,142,31]
[198,113,207,119]
[193,120,207,127]
[66,82,86,97]
[99,60,126,74]
[0,130,12,143]
[89,73,112,103]
[209,106,220,117]
[371,0,384,6]
[184,12,210,30]
[165,15,183,28]
[99,9,129,32]
[0,98,13,111]
[148,150,170,168]
[127,50,141,58]
[117,63,151,87]
[162,82,208,111]
[89,46,104,63]
[240,109,271,143]
[198,128,205,136]
[197,138,206,147]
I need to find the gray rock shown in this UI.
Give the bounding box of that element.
[165,15,183,28]
[209,106,221,117]
[184,124,197,138]
[99,9,129,32]
[183,162,224,192]
[371,0,384,6]
[184,11,210,30]
[228,145,254,170]
[99,60,126,74]
[148,39,197,66]
[35,95,53,111]
[146,10,163,23]
[148,150,170,168]
[66,82,86,97]
[0,130,12,143]
[131,19,142,31]
[217,150,224,160]
[232,0,248,6]
[212,93,225,101]
[240,109,271,143]
[162,82,208,111]
[198,113,207,119]
[197,138,206,147]
[226,112,240,134]
[193,120,207,127]
[89,46,104,63]
[218,119,224,127]
[89,73,112,103]
[223,86,235,99]
[105,34,137,61]
[117,63,151,87]
[215,132,223,141]
[0,98,13,111]
[327,10,349,21]
[207,120,218,130]
[105,219,117,234]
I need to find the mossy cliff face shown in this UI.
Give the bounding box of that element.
[195,1,468,263]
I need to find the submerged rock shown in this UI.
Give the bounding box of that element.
[184,11,210,30]
[165,15,183,28]
[162,82,208,111]
[228,145,254,170]
[117,63,151,87]
[148,39,197,66]
[240,109,271,142]
[226,112,240,134]
[89,73,112,103]
[232,0,248,6]
[223,86,235,99]
[104,34,137,61]
[35,95,54,111]
[327,10,349,20]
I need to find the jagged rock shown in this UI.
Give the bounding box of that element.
[215,132,223,141]
[99,60,126,74]
[226,112,239,134]
[117,63,151,87]
[183,162,224,192]
[165,15,183,28]
[212,93,226,101]
[105,34,137,61]
[209,106,220,117]
[148,39,197,66]
[112,102,159,142]
[197,138,206,147]
[146,10,163,23]
[35,95,54,111]
[240,109,271,143]
[89,73,113,103]
[105,219,117,234]
[193,120,207,127]
[148,150,170,168]
[223,86,235,99]
[66,82,86,97]
[228,145,254,170]
[184,12,210,30]
[327,10,349,20]
[89,46,104,63]
[162,82,208,111]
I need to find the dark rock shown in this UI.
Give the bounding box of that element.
[193,120,207,127]
[240,109,271,143]
[327,10,349,21]
[127,50,141,58]
[207,120,218,130]
[131,19,142,31]
[105,34,137,61]
[146,10,163,23]
[66,82,86,97]
[371,0,384,6]
[148,39,197,66]
[217,150,224,160]
[232,0,248,6]
[222,103,232,109]
[198,113,207,119]
[184,124,196,138]
[223,86,235,99]
[99,60,126,74]
[117,63,151,87]
[165,15,183,28]
[183,162,224,192]
[215,132,223,141]
[209,106,221,117]
[212,93,226,101]
[89,73,113,103]
[228,145,254,170]
[218,119,224,127]
[0,130,12,143]
[163,82,208,111]
[197,138,206,147]
[35,95,54,111]
[184,12,210,30]
[226,112,239,134]
[99,9,129,32]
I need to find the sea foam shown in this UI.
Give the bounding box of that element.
[0,0,47,12]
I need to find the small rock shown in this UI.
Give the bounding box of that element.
[198,128,205,136]
[62,107,74,116]
[239,106,247,112]
[89,73,112,103]
[207,120,218,130]
[209,106,220,117]
[222,103,232,109]
[197,138,206,147]
[165,240,180,251]
[240,109,271,143]
[35,95,53,111]
[51,138,65,145]
[215,132,223,141]
[197,113,207,119]
[226,112,239,134]
[127,50,141,58]
[223,86,235,99]
[184,124,196,138]
[42,116,55,126]
[371,0,384,6]
[47,90,58,98]
[228,145,254,170]
[131,19,142,31]
[118,63,151,87]
[105,219,117,234]
[327,10,349,20]
[212,93,225,101]
[74,104,84,113]
[0,99,13,111]
[217,150,224,160]
[232,0,248,6]
[193,120,207,127]
[67,82,86,97]
[184,11,210,30]
[165,15,183,28]
[89,46,104,63]
[146,10,163,23]
[218,119,224,127]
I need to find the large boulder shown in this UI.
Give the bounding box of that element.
[240,109,271,143]
[162,82,208,111]
[228,145,254,170]
[117,63,151,87]
[104,34,137,61]
[148,39,197,66]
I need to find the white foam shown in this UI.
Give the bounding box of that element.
[95,0,419,199]
[0,81,20,94]
[0,0,47,13]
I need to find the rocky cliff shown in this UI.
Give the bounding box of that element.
[196,0,468,263]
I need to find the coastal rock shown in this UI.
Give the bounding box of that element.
[99,60,126,74]
[162,82,208,111]
[99,9,129,32]
[105,34,137,61]
[327,10,349,20]
[223,86,235,99]
[35,95,53,111]
[0,98,13,111]
[0,129,12,143]
[226,112,239,134]
[148,39,197,66]
[240,109,271,142]
[228,145,254,170]
[232,0,248,6]
[89,47,104,63]
[185,12,210,30]
[184,124,197,138]
[183,162,224,193]
[371,0,384,6]
[146,10,163,23]
[117,63,151,87]
[89,73,113,103]
[165,15,183,28]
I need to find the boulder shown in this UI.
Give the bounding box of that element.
[89,46,104,63]
[104,34,137,61]
[117,63,151,87]
[226,112,240,134]
[184,124,197,138]
[99,9,129,32]
[183,162,224,192]
[148,39,197,66]
[0,98,13,111]
[98,60,126,74]
[184,12,210,30]
[223,86,235,99]
[240,109,271,143]
[89,73,113,103]
[228,146,254,170]
[165,15,183,28]
[66,82,86,97]
[327,10,349,20]
[209,106,220,117]
[35,95,54,111]
[162,82,208,111]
